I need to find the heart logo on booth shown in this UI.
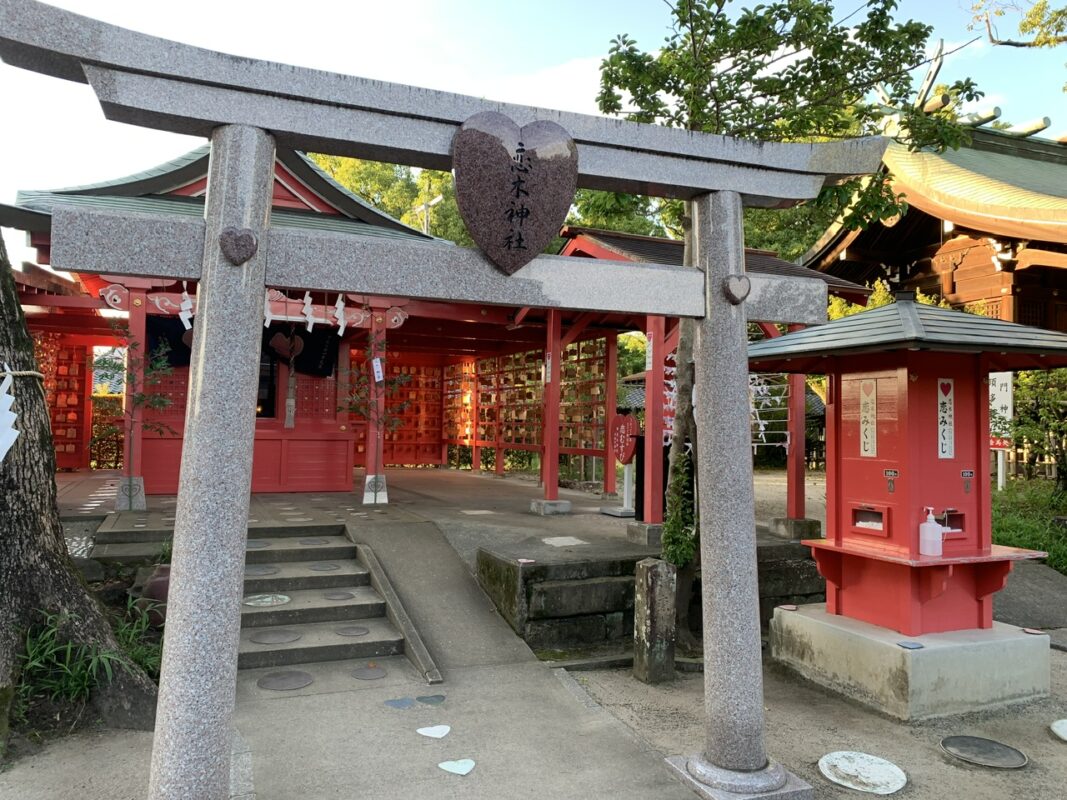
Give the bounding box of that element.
[861,381,874,396]
[452,111,578,275]
[940,381,952,396]
[219,226,259,266]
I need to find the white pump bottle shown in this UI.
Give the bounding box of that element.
[919,507,944,557]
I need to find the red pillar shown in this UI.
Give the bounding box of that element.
[495,361,506,476]
[542,309,562,501]
[643,315,665,524]
[336,338,354,488]
[365,311,386,480]
[124,289,147,480]
[604,333,618,495]
[471,358,481,471]
[784,324,807,519]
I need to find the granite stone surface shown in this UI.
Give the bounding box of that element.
[452,111,577,274]
[690,192,775,779]
[147,125,276,800]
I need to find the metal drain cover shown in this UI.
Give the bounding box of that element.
[352,664,387,680]
[299,537,329,545]
[257,670,313,691]
[817,751,907,795]
[940,736,1028,769]
[249,629,303,645]
[244,565,280,576]
[335,625,370,637]
[324,591,355,601]
[246,539,271,550]
[242,593,291,607]
[309,563,341,572]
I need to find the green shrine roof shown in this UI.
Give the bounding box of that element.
[748,295,1067,373]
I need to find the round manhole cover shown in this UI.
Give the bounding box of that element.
[242,593,291,607]
[249,629,302,645]
[817,751,907,795]
[335,625,370,637]
[244,565,280,577]
[246,539,271,550]
[309,563,341,572]
[940,736,1028,769]
[324,591,355,601]
[257,670,313,691]
[352,664,387,681]
[299,537,330,545]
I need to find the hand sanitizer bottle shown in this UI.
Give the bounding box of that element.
[919,507,943,557]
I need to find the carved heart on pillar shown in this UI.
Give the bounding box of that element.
[452,111,578,275]
[219,227,258,266]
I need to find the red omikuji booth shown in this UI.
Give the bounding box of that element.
[750,293,1067,636]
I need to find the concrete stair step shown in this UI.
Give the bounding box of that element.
[94,521,345,545]
[90,540,168,565]
[244,535,357,564]
[243,559,370,593]
[237,617,403,669]
[240,585,385,628]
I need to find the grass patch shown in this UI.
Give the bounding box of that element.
[992,479,1067,575]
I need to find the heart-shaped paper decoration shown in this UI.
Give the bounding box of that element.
[417,725,451,739]
[452,111,578,275]
[723,274,751,305]
[438,759,475,776]
[610,415,639,465]
[219,226,258,266]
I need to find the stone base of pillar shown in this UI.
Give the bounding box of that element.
[768,517,821,540]
[114,476,147,511]
[626,521,662,547]
[601,505,635,518]
[770,604,1050,720]
[362,473,389,505]
[664,755,812,799]
[530,499,571,516]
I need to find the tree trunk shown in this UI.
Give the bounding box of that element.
[665,207,702,656]
[0,244,156,755]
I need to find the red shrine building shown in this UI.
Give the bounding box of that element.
[5,145,866,516]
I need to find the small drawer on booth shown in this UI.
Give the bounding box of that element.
[849,503,890,537]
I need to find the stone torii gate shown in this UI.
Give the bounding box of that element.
[0,3,886,798]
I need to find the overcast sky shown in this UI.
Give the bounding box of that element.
[2,0,1063,265]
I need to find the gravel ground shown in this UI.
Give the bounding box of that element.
[575,652,1067,799]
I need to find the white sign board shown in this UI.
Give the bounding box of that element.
[859,379,877,458]
[372,357,384,384]
[988,371,1013,436]
[937,378,955,459]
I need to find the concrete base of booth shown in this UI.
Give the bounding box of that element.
[769,603,1049,720]
[768,517,821,541]
[530,499,572,516]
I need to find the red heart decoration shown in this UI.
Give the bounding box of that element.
[611,415,639,465]
[940,381,952,396]
[452,111,578,275]
[861,381,874,396]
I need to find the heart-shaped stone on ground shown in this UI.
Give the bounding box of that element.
[417,725,451,739]
[438,758,475,776]
[452,111,578,275]
[219,226,258,265]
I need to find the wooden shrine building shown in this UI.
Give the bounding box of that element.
[806,124,1067,330]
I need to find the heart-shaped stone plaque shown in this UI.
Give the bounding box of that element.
[219,226,258,266]
[723,274,751,305]
[438,758,475,776]
[452,111,578,275]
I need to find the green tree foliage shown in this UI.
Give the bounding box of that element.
[616,332,647,378]
[308,154,473,246]
[1011,369,1067,491]
[972,2,1067,91]
[569,190,670,237]
[826,278,947,319]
